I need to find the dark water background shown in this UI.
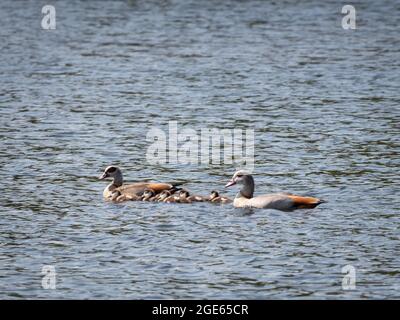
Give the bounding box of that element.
[0,0,399,299]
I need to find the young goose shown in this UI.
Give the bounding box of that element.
[151,192,164,202]
[157,190,174,202]
[225,170,325,211]
[209,190,232,204]
[156,190,171,202]
[179,189,206,202]
[99,166,179,201]
[112,191,141,202]
[176,190,192,203]
[142,189,156,201]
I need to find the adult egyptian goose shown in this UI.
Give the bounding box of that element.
[99,166,179,202]
[209,190,232,204]
[225,170,325,211]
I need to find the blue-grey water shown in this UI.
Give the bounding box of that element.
[0,0,399,299]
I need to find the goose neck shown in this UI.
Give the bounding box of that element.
[112,171,123,187]
[240,175,254,198]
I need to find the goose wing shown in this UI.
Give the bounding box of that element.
[117,182,175,196]
[286,195,325,209]
[248,194,324,210]
[247,194,294,210]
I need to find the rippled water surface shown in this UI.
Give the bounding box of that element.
[0,0,399,299]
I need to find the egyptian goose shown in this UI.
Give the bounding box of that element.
[113,192,141,202]
[209,190,232,204]
[99,166,179,202]
[158,189,202,203]
[225,170,325,211]
[179,189,205,202]
[159,190,180,203]
[142,189,156,201]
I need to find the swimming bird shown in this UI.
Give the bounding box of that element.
[178,189,206,202]
[225,170,325,211]
[112,191,141,202]
[175,190,191,203]
[99,166,179,202]
[158,190,179,203]
[142,189,156,201]
[209,190,232,204]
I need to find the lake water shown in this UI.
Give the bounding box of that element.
[0,0,399,299]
